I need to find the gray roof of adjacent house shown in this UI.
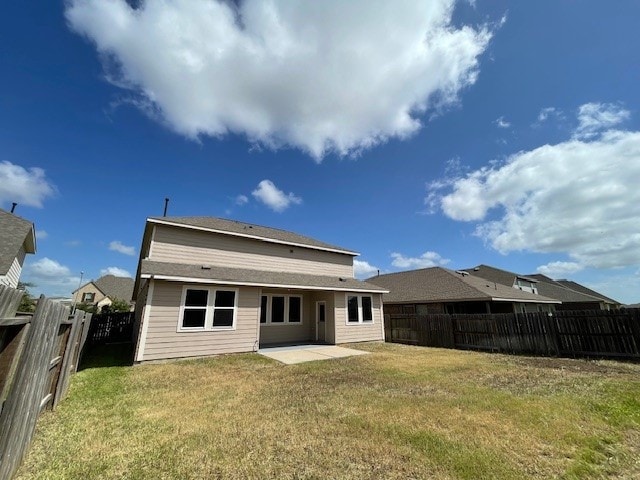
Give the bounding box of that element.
[366,267,560,304]
[148,216,359,255]
[140,260,388,293]
[75,275,135,302]
[526,274,609,304]
[554,279,619,305]
[0,208,36,276]
[462,264,539,287]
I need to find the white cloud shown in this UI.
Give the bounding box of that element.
[354,259,380,279]
[235,194,249,206]
[428,105,640,271]
[109,240,136,256]
[65,0,493,159]
[37,230,48,240]
[536,106,562,124]
[100,266,132,277]
[0,161,56,208]
[252,180,301,212]
[23,257,81,297]
[391,251,450,269]
[536,261,584,278]
[65,240,81,247]
[574,102,629,139]
[495,116,510,128]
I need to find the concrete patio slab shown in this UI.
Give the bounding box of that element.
[258,345,369,365]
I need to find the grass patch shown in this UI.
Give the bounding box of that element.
[16,343,640,479]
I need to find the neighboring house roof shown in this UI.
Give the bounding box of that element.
[462,264,539,287]
[625,303,640,308]
[0,208,36,276]
[140,260,388,293]
[74,275,135,302]
[147,216,359,256]
[554,279,620,305]
[526,274,609,304]
[366,267,560,304]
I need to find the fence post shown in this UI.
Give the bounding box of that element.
[53,310,84,408]
[629,310,640,355]
[0,297,68,480]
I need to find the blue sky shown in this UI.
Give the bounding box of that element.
[2,1,639,303]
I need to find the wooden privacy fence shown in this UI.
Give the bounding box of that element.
[0,285,92,480]
[384,309,640,359]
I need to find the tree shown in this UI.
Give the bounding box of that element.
[17,281,36,313]
[101,298,131,313]
[75,302,97,314]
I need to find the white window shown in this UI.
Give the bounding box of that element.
[346,295,374,324]
[179,286,238,331]
[82,292,95,302]
[260,295,302,325]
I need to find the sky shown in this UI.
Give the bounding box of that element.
[1,1,639,304]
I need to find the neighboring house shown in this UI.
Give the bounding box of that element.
[463,265,541,294]
[553,279,621,309]
[463,265,619,311]
[131,216,388,363]
[0,208,36,289]
[73,275,135,311]
[366,267,560,315]
[525,274,620,310]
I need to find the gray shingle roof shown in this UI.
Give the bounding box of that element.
[0,208,36,276]
[554,279,619,304]
[526,274,612,304]
[93,275,135,302]
[148,216,358,255]
[140,260,387,293]
[463,264,539,287]
[366,267,559,304]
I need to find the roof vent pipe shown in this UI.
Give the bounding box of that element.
[163,197,169,217]
[10,202,17,214]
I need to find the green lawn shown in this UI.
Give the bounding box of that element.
[16,343,640,479]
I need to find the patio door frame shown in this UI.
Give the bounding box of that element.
[315,301,326,342]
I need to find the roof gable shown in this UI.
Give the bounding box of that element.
[94,275,135,301]
[0,208,36,276]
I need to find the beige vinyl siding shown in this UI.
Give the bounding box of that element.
[73,283,106,306]
[307,291,335,343]
[140,281,260,361]
[132,280,150,361]
[150,225,353,277]
[1,246,26,288]
[334,293,384,344]
[258,289,314,345]
[259,322,312,345]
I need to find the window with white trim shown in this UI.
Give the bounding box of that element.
[179,287,238,331]
[260,294,302,324]
[347,295,374,324]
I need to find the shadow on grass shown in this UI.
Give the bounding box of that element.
[78,342,134,371]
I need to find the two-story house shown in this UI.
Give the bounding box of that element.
[132,216,388,363]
